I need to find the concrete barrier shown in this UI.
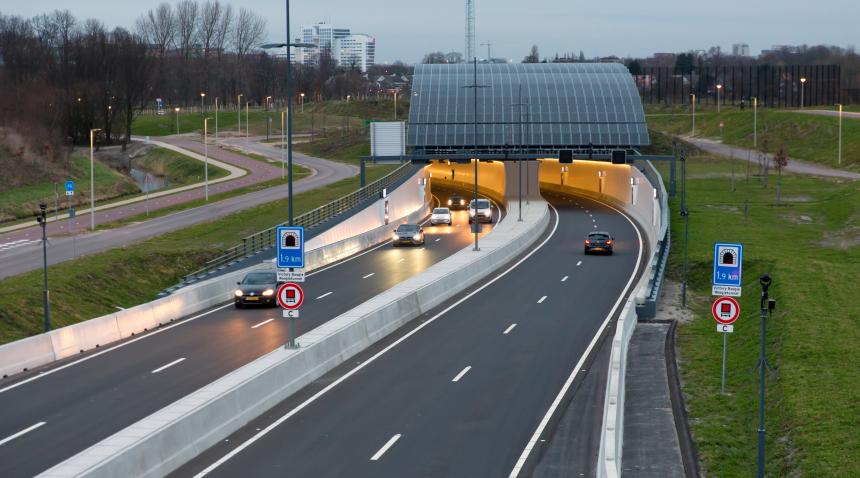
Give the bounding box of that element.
[0,169,431,379]
[40,198,550,478]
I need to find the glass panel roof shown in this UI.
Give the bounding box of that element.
[407,63,649,150]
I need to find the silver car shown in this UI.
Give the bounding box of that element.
[430,207,453,225]
[468,199,493,224]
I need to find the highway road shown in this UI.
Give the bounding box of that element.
[0,186,498,478]
[0,138,357,279]
[175,192,644,478]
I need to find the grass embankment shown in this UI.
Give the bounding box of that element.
[645,105,859,171]
[0,166,394,345]
[650,133,860,476]
[132,108,362,137]
[134,146,229,186]
[302,98,408,122]
[0,155,138,223]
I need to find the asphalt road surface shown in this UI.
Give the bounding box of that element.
[0,138,357,279]
[0,186,498,478]
[175,192,643,478]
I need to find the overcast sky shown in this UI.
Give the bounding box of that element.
[5,0,858,63]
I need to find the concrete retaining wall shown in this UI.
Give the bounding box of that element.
[40,197,550,478]
[0,168,431,380]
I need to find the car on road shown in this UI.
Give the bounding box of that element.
[584,231,614,255]
[468,198,494,224]
[447,194,467,210]
[234,271,281,308]
[430,207,453,225]
[392,223,425,246]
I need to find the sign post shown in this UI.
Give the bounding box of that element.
[277,282,304,348]
[712,242,743,297]
[712,296,740,394]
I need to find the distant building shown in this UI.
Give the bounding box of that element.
[732,43,750,57]
[333,34,376,72]
[297,22,351,66]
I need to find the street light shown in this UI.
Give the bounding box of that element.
[393,89,399,120]
[265,95,272,111]
[200,92,206,114]
[174,107,180,134]
[36,203,50,331]
[281,111,286,179]
[300,92,305,113]
[89,128,101,230]
[237,94,243,137]
[800,77,807,109]
[837,103,843,166]
[716,84,723,113]
[691,93,696,136]
[245,101,250,142]
[261,21,318,227]
[753,97,758,148]
[214,97,219,142]
[203,117,212,200]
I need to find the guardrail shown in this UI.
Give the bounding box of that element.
[176,162,415,287]
[635,159,671,319]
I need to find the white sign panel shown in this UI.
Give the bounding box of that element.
[282,309,300,318]
[712,285,742,297]
[717,324,734,333]
[277,270,305,282]
[370,122,405,157]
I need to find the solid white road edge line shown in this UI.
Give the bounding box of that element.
[537,296,547,304]
[370,434,402,461]
[316,292,333,300]
[503,323,517,335]
[507,197,644,478]
[151,358,187,374]
[192,205,560,477]
[451,366,472,382]
[251,319,274,329]
[0,422,46,446]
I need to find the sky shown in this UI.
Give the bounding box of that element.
[5,0,859,64]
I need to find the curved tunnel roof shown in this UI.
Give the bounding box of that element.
[407,63,649,153]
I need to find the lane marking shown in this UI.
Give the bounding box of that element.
[0,422,46,446]
[509,196,644,478]
[537,296,547,304]
[561,276,568,282]
[435,238,441,242]
[370,434,402,461]
[451,366,472,382]
[251,319,274,329]
[316,292,333,299]
[503,323,517,335]
[362,273,375,279]
[191,206,560,477]
[151,358,186,374]
[576,260,582,266]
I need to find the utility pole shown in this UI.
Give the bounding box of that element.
[680,145,689,307]
[36,203,50,331]
[512,84,527,222]
[463,58,489,251]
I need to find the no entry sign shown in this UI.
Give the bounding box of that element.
[277,282,304,310]
[712,296,740,325]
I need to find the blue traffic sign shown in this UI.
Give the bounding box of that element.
[276,226,304,269]
[65,180,75,192]
[713,242,743,287]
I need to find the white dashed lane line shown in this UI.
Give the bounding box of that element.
[537,296,547,304]
[503,323,517,335]
[316,292,333,299]
[251,319,274,329]
[370,434,402,461]
[151,357,186,374]
[577,260,582,266]
[0,422,46,446]
[561,276,568,282]
[362,273,375,279]
[452,366,472,382]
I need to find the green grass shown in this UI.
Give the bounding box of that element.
[0,155,138,223]
[651,132,860,476]
[302,99,407,122]
[0,165,394,344]
[134,147,228,186]
[294,131,370,164]
[645,106,859,171]
[132,108,362,137]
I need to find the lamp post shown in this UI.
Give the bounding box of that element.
[462,57,488,252]
[837,103,843,166]
[237,94,243,137]
[757,274,776,478]
[300,92,305,113]
[393,89,398,120]
[245,101,250,143]
[174,107,180,134]
[716,84,723,113]
[200,92,206,115]
[800,77,807,109]
[753,97,758,149]
[261,19,318,226]
[691,94,696,136]
[266,95,272,111]
[215,97,219,142]
[203,117,211,200]
[679,145,689,308]
[36,203,50,331]
[281,110,286,179]
[89,128,101,230]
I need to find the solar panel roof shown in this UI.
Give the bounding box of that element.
[407,63,649,152]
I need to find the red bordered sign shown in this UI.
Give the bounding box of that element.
[711,296,740,325]
[276,282,304,310]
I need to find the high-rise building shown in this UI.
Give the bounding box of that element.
[465,0,475,61]
[297,22,351,66]
[333,34,376,72]
[732,43,750,57]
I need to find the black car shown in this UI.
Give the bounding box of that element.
[234,271,281,308]
[392,224,425,246]
[447,194,467,210]
[584,231,614,255]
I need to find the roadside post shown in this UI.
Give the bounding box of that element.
[66,180,76,257]
[712,296,740,394]
[277,226,305,348]
[757,273,776,478]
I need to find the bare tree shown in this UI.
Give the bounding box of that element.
[136,3,175,57]
[175,0,198,60]
[523,45,540,63]
[231,7,265,63]
[213,3,232,61]
[198,0,222,58]
[422,52,447,64]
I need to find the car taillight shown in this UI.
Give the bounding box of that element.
[606,240,612,245]
[585,240,591,244]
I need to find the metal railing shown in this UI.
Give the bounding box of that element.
[178,162,416,285]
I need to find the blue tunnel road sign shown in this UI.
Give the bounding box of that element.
[65,180,75,196]
[277,226,304,269]
[713,242,743,288]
